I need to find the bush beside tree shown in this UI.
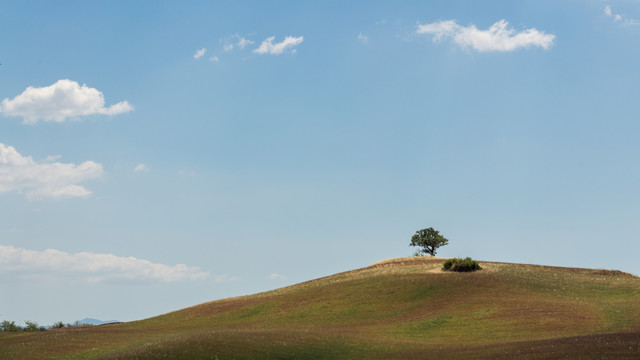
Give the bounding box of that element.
[442,257,482,272]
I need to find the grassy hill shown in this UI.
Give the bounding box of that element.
[1,257,639,359]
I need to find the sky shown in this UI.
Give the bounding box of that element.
[1,0,640,327]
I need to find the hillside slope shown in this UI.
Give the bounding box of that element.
[1,257,639,359]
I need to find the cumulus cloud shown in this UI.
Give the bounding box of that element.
[0,245,209,283]
[194,47,207,59]
[210,56,220,62]
[0,79,133,124]
[417,19,555,52]
[253,36,304,55]
[0,143,103,200]
[133,163,149,173]
[269,273,288,281]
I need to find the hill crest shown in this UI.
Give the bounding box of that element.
[2,257,639,359]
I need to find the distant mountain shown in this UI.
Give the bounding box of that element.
[77,318,120,326]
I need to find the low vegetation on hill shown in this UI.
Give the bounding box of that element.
[442,257,482,272]
[1,257,639,359]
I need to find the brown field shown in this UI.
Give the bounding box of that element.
[1,257,639,359]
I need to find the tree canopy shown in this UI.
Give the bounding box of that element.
[409,227,449,256]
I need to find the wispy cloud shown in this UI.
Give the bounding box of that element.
[0,143,103,200]
[237,37,254,49]
[0,245,210,283]
[210,56,220,62]
[604,5,639,26]
[605,5,613,17]
[220,35,255,53]
[44,155,62,162]
[253,36,303,55]
[0,80,133,124]
[357,32,369,44]
[625,19,640,26]
[193,47,207,59]
[133,163,149,173]
[417,19,555,52]
[605,6,623,21]
[269,273,288,281]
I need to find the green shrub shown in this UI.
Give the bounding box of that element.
[442,257,481,272]
[24,320,40,331]
[51,321,66,329]
[1,320,19,332]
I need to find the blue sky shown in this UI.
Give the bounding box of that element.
[1,1,640,326]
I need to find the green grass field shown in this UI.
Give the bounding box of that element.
[1,257,639,359]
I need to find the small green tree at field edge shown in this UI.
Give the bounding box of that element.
[410,227,449,256]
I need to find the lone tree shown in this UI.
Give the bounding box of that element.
[410,227,449,256]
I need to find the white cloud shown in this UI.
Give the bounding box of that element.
[269,273,288,281]
[417,19,555,52]
[357,32,369,44]
[0,245,209,283]
[418,20,460,41]
[237,37,254,49]
[0,79,133,124]
[605,5,623,21]
[220,35,255,53]
[44,155,62,162]
[194,47,207,59]
[605,5,613,17]
[210,56,220,62]
[0,143,103,200]
[133,163,149,173]
[253,36,304,55]
[605,6,638,26]
[624,19,640,26]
